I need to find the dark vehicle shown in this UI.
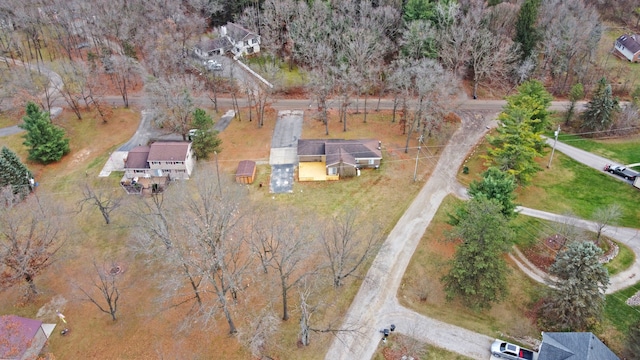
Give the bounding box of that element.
[604,164,639,181]
[491,339,537,360]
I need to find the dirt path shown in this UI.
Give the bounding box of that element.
[325,112,497,360]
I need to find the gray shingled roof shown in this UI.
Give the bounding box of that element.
[539,332,619,360]
[617,35,640,54]
[297,139,382,166]
[147,142,190,162]
[225,22,258,43]
[197,37,232,52]
[124,145,150,169]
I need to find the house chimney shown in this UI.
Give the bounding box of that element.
[377,141,381,150]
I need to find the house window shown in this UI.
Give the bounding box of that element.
[328,167,337,175]
[368,159,375,165]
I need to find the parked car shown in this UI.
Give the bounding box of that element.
[604,164,639,181]
[204,59,222,71]
[491,339,536,360]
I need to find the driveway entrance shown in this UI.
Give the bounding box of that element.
[269,110,303,193]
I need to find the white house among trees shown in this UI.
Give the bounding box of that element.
[194,22,261,60]
[614,34,640,62]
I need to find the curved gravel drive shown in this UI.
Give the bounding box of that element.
[325,112,498,360]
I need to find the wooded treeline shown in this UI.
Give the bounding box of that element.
[2,0,640,138]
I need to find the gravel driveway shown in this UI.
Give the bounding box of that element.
[325,111,498,360]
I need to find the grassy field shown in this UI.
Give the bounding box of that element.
[553,133,640,166]
[451,125,640,356]
[459,136,640,229]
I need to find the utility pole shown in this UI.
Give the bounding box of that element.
[413,146,421,182]
[214,151,222,197]
[547,126,560,168]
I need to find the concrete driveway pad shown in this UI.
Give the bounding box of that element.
[270,164,294,194]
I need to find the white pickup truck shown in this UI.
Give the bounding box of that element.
[491,339,538,360]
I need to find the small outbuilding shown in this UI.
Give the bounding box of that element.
[236,160,256,184]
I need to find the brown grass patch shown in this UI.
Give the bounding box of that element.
[1,104,450,360]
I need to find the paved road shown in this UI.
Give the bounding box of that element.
[0,57,63,108]
[0,125,23,137]
[325,111,498,360]
[98,94,583,113]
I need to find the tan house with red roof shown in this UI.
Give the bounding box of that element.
[123,142,195,182]
[297,139,382,181]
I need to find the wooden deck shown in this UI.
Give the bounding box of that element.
[298,162,339,181]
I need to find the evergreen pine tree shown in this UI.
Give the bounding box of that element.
[19,102,70,163]
[0,147,31,198]
[580,78,619,133]
[514,0,541,61]
[541,241,609,331]
[190,108,222,160]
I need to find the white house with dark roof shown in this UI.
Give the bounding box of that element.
[221,22,261,58]
[123,142,195,181]
[194,37,232,59]
[614,34,640,62]
[194,22,260,60]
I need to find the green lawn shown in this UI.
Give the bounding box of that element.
[245,54,307,88]
[607,242,636,276]
[605,283,640,333]
[518,154,640,228]
[553,133,640,166]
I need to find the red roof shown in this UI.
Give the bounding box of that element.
[124,146,150,169]
[236,160,256,177]
[147,142,190,162]
[0,315,42,359]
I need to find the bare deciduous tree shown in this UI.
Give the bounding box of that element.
[593,203,622,243]
[144,75,202,140]
[538,0,601,94]
[320,208,383,287]
[403,58,454,153]
[77,260,121,321]
[133,171,252,334]
[250,206,319,321]
[469,28,518,99]
[237,306,280,358]
[0,195,65,299]
[79,183,123,225]
[297,276,362,346]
